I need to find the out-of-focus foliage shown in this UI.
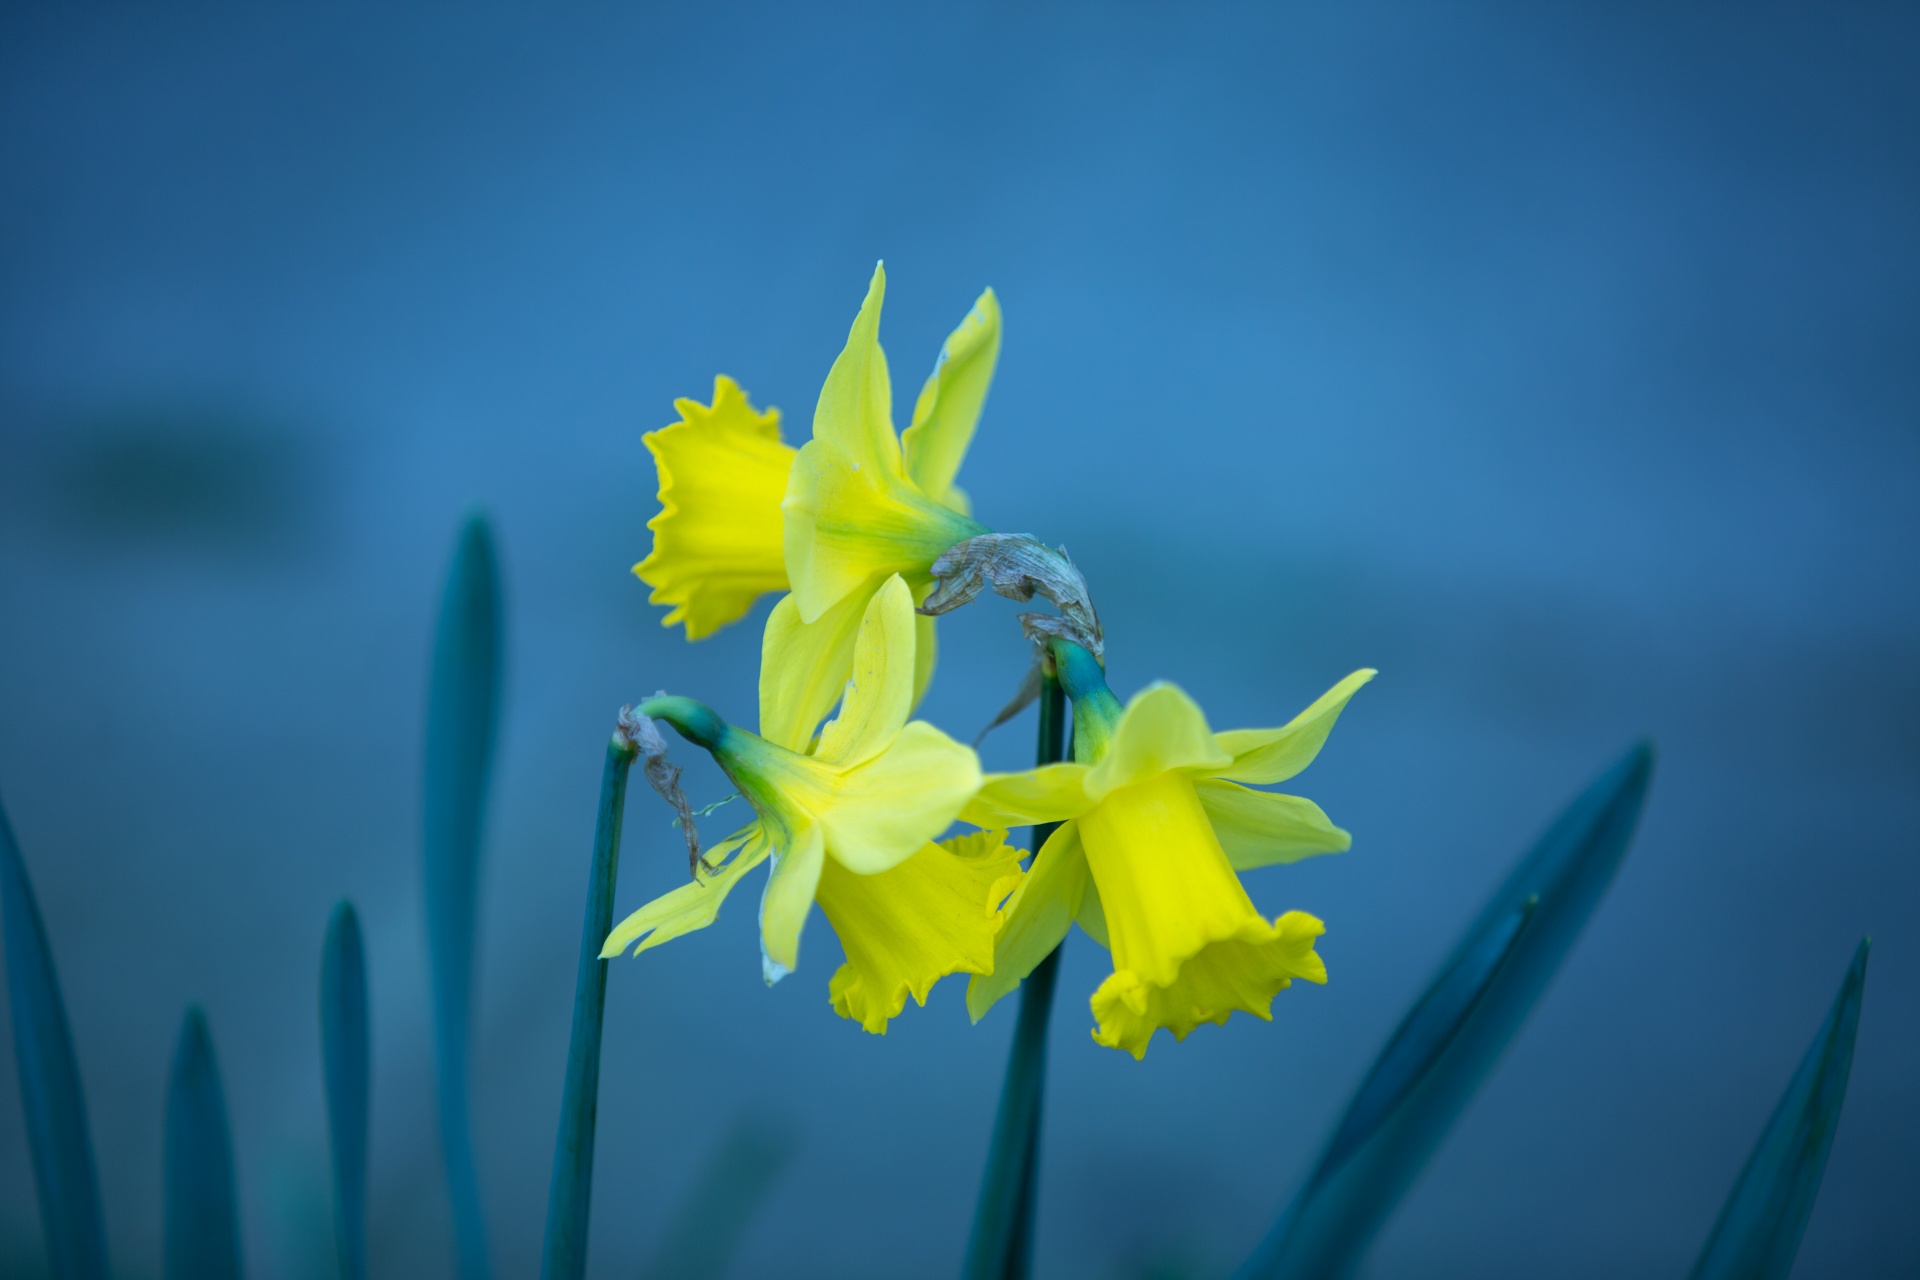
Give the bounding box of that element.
[1689,940,1869,1280]
[421,513,504,1280]
[1236,744,1653,1279]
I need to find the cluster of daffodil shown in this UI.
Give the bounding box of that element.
[602,265,1373,1057]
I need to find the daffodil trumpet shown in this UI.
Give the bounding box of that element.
[963,640,1375,1058]
[601,575,1023,1034]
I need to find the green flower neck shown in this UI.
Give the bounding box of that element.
[1048,639,1121,764]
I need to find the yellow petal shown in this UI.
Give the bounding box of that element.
[811,262,902,480]
[633,376,794,639]
[912,603,938,713]
[817,829,1024,1034]
[779,268,991,623]
[1084,683,1234,801]
[967,821,1089,1021]
[758,818,825,984]
[812,575,916,768]
[1089,911,1326,1059]
[901,287,1001,510]
[1076,876,1110,947]
[1213,669,1375,785]
[1194,779,1352,870]
[818,721,983,874]
[599,826,768,957]
[960,762,1094,829]
[757,588,870,753]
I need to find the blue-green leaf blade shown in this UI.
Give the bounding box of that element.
[165,1006,244,1280]
[1689,938,1869,1280]
[422,512,502,1280]
[1239,742,1654,1280]
[0,793,111,1280]
[640,1115,799,1280]
[540,737,636,1280]
[320,901,370,1280]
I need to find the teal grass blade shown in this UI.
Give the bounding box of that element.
[320,902,370,1280]
[1237,742,1655,1280]
[540,734,638,1280]
[961,671,1069,1280]
[640,1116,800,1280]
[1688,938,1869,1280]
[165,1007,244,1280]
[0,792,111,1280]
[422,512,503,1280]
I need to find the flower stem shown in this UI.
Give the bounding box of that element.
[961,665,1069,1280]
[540,731,639,1280]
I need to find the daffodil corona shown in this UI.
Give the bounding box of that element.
[601,575,1021,1033]
[964,642,1374,1058]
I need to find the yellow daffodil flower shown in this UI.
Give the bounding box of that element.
[964,641,1374,1058]
[601,575,1021,1032]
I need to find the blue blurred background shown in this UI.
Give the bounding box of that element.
[1,5,1915,1277]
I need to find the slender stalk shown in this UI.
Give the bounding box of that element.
[540,733,639,1280]
[961,669,1068,1280]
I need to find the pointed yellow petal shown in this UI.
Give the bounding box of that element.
[901,287,1001,509]
[1194,779,1351,870]
[811,262,901,478]
[960,762,1093,829]
[817,829,1024,1034]
[1213,669,1375,785]
[758,818,825,983]
[812,575,916,768]
[633,377,794,639]
[966,821,1089,1021]
[598,827,768,957]
[1089,911,1326,1060]
[818,721,983,874]
[780,269,986,624]
[1085,683,1233,801]
[757,588,869,753]
[1076,876,1110,948]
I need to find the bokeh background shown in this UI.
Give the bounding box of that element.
[2,6,1916,1278]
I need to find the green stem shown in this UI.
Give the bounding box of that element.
[960,667,1069,1280]
[539,733,639,1280]
[637,695,728,751]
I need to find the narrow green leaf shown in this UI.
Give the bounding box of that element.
[961,672,1068,1280]
[639,1115,800,1280]
[1238,742,1655,1280]
[1689,938,1869,1280]
[320,902,369,1280]
[422,512,503,1280]
[540,735,638,1280]
[0,792,111,1280]
[165,1007,244,1280]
